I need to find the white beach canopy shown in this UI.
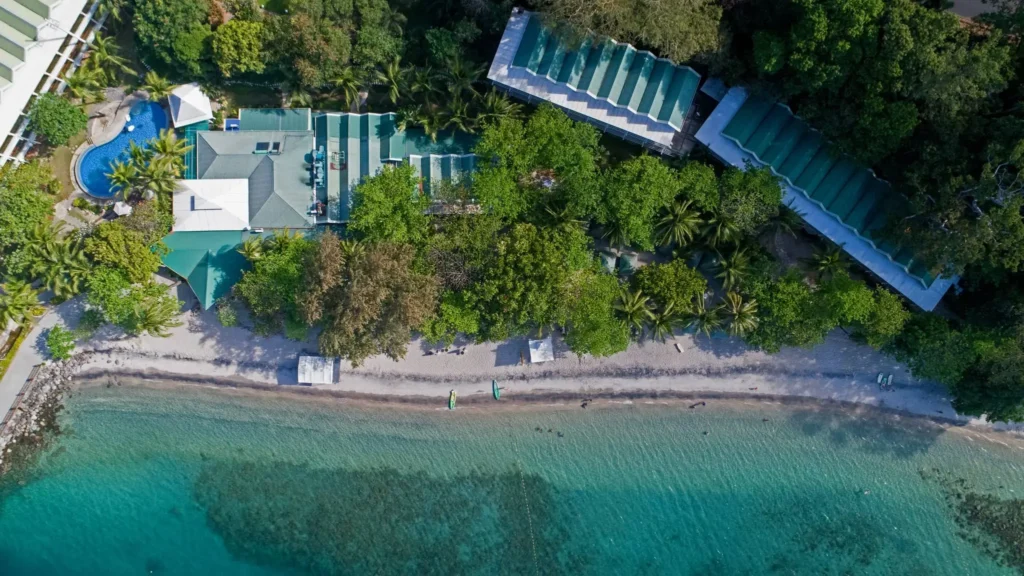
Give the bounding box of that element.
[172,179,250,232]
[528,336,554,363]
[113,201,133,216]
[298,356,336,385]
[168,83,214,128]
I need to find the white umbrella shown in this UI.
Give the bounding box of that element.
[113,201,133,216]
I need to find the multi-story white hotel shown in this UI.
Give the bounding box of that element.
[0,0,101,165]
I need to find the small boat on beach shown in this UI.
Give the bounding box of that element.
[492,380,500,400]
[449,390,457,410]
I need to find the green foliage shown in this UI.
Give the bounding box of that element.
[559,270,629,356]
[134,0,212,77]
[537,0,722,62]
[85,222,163,284]
[236,234,313,330]
[86,267,181,336]
[891,314,979,388]
[213,20,266,77]
[632,260,706,312]
[716,165,783,236]
[72,197,104,215]
[28,94,87,147]
[677,162,719,212]
[602,155,680,251]
[421,290,480,347]
[350,164,430,245]
[0,280,43,327]
[856,287,910,349]
[470,223,592,341]
[78,308,106,335]
[273,0,354,88]
[472,167,528,222]
[0,163,55,271]
[45,325,76,361]
[744,270,834,353]
[216,297,240,327]
[817,272,875,327]
[23,223,91,300]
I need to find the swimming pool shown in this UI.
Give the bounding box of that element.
[76,100,168,199]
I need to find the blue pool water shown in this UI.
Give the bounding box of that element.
[77,101,168,199]
[1,382,1024,575]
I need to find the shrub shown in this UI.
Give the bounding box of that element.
[73,197,105,214]
[45,325,76,361]
[215,297,239,327]
[77,308,107,336]
[28,94,88,146]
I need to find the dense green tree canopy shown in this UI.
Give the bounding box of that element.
[349,164,429,245]
[558,270,629,357]
[28,94,87,147]
[602,156,681,251]
[134,0,212,76]
[84,222,163,284]
[212,20,266,77]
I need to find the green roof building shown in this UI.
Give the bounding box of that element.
[696,87,956,311]
[161,231,250,310]
[488,10,702,155]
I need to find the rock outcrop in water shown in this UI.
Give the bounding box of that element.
[0,356,83,477]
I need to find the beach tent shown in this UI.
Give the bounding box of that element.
[528,336,554,363]
[168,83,214,129]
[298,356,336,385]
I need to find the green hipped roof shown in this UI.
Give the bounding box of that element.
[239,108,312,131]
[511,14,701,131]
[161,231,250,309]
[721,95,934,286]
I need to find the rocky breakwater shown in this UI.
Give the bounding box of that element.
[0,355,85,477]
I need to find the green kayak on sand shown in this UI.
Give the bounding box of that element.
[492,380,500,400]
[448,390,457,410]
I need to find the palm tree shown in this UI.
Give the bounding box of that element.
[803,244,848,281]
[760,202,805,240]
[650,302,680,342]
[237,237,264,262]
[106,159,138,196]
[417,107,444,142]
[288,86,313,108]
[614,288,654,336]
[442,98,474,134]
[721,292,759,337]
[656,199,703,248]
[395,106,419,132]
[332,68,364,111]
[63,66,104,103]
[128,141,153,167]
[148,128,192,170]
[715,247,750,291]
[445,55,484,101]
[381,4,407,36]
[685,296,722,339]
[602,220,630,250]
[375,57,405,105]
[97,0,129,25]
[132,297,182,337]
[0,280,43,327]
[141,71,172,101]
[86,33,133,84]
[266,228,298,252]
[25,226,91,300]
[145,157,180,195]
[339,239,364,264]
[477,89,522,125]
[702,212,741,248]
[409,67,443,104]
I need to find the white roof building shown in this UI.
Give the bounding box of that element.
[168,83,214,128]
[528,336,554,363]
[0,0,97,166]
[298,356,336,385]
[172,179,250,232]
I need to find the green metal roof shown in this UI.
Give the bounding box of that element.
[239,108,311,131]
[511,14,700,131]
[721,95,933,285]
[161,231,250,309]
[410,154,476,196]
[315,113,478,221]
[194,130,315,229]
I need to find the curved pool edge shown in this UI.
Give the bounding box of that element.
[73,95,160,201]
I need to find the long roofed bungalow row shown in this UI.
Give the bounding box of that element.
[488,9,702,156]
[696,87,956,311]
[163,108,478,308]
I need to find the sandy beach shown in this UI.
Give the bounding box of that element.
[4,299,1019,437]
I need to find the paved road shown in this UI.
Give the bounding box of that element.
[0,309,59,420]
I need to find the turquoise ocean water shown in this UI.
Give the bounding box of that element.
[1,383,1023,576]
